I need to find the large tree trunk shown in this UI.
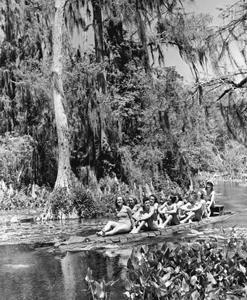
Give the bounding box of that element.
[92,0,104,64]
[52,0,73,189]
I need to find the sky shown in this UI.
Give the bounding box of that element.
[75,0,241,82]
[166,0,240,82]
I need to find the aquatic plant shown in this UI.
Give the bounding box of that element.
[85,267,117,300]
[124,239,247,299]
[86,236,247,300]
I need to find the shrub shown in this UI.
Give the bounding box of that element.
[0,182,50,210]
[47,184,100,219]
[0,133,34,188]
[72,184,99,218]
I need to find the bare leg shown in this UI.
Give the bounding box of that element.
[180,212,195,224]
[97,221,119,236]
[146,219,159,231]
[104,223,131,236]
[103,221,119,232]
[157,214,163,226]
[201,200,209,218]
[159,215,172,228]
[207,205,212,217]
[131,220,146,233]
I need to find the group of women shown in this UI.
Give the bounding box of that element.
[96,181,215,237]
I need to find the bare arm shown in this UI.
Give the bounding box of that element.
[165,204,177,215]
[207,191,215,208]
[185,202,202,212]
[180,203,191,212]
[140,206,155,221]
[126,206,135,228]
[132,204,140,214]
[158,202,167,214]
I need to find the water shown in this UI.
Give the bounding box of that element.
[0,244,129,300]
[214,180,247,228]
[0,181,247,300]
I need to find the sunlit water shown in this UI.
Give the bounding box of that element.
[0,181,247,300]
[214,180,247,228]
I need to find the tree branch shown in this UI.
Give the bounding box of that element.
[216,76,247,101]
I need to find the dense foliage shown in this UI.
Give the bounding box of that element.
[46,184,100,219]
[1,0,247,210]
[85,235,247,299]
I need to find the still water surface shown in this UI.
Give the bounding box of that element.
[0,181,247,300]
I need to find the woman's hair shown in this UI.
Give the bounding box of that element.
[128,195,138,205]
[149,194,158,203]
[169,195,178,204]
[206,181,214,191]
[115,195,126,208]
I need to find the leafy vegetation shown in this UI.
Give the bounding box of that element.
[85,235,247,299]
[47,184,99,219]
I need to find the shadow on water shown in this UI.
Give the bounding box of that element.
[1,180,247,300]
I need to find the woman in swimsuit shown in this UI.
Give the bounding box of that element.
[203,181,215,216]
[96,195,135,236]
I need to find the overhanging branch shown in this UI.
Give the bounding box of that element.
[216,76,247,101]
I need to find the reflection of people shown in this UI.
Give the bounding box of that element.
[96,195,134,236]
[131,197,159,233]
[203,181,215,216]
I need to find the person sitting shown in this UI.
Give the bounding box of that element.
[200,191,210,218]
[130,196,159,233]
[96,195,135,236]
[127,195,141,215]
[158,195,180,228]
[202,181,215,216]
[157,192,167,226]
[180,190,203,223]
[149,194,159,222]
[177,195,189,222]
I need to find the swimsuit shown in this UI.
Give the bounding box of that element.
[116,206,132,228]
